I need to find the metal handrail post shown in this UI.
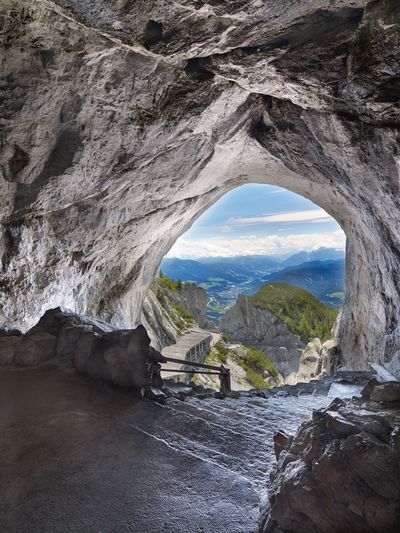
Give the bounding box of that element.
[219,365,231,395]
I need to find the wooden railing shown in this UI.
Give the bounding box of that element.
[161,356,231,394]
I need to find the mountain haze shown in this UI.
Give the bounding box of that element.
[282,248,344,267]
[264,259,345,307]
[161,248,345,321]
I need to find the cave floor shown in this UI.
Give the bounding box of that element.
[0,366,333,533]
[0,366,260,533]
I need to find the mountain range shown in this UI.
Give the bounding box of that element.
[160,248,345,321]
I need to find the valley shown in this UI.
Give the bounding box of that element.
[161,248,345,322]
[148,251,341,390]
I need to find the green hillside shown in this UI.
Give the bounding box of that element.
[247,283,338,343]
[150,275,195,334]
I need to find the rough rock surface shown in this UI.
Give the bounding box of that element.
[371,381,400,402]
[285,337,323,384]
[221,294,304,376]
[386,351,400,380]
[0,307,163,388]
[0,0,399,374]
[140,287,182,350]
[261,386,400,532]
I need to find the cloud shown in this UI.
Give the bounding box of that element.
[234,209,332,225]
[219,225,233,233]
[166,229,346,259]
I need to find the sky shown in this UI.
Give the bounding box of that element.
[167,184,346,258]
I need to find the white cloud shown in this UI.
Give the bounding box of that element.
[166,229,346,259]
[234,209,332,225]
[219,225,233,233]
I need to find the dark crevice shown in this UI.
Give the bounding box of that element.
[14,127,83,211]
[6,144,29,181]
[185,58,215,82]
[1,224,22,272]
[143,20,163,49]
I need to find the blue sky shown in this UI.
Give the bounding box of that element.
[168,184,346,258]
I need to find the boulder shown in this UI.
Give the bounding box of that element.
[386,351,400,381]
[273,430,293,460]
[27,306,115,337]
[295,338,323,382]
[371,382,400,403]
[285,338,341,385]
[321,340,343,376]
[361,378,381,400]
[1,307,164,389]
[261,398,400,533]
[73,326,164,389]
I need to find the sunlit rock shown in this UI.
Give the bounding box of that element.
[221,294,304,377]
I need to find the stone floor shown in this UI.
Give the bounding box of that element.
[0,367,259,533]
[0,366,336,532]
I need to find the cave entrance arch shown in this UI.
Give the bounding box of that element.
[154,182,346,384]
[2,89,398,375]
[120,125,397,374]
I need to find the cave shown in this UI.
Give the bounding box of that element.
[1,1,399,532]
[1,1,399,376]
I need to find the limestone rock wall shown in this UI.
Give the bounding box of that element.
[140,288,181,351]
[285,338,341,385]
[0,0,399,372]
[178,283,208,329]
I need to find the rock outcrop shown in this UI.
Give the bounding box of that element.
[140,278,208,350]
[285,338,343,384]
[221,294,304,377]
[261,382,400,532]
[141,287,182,351]
[0,0,399,375]
[0,308,163,389]
[178,283,208,329]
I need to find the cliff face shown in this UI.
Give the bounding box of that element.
[0,0,399,373]
[140,279,208,351]
[221,294,304,377]
[178,283,208,329]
